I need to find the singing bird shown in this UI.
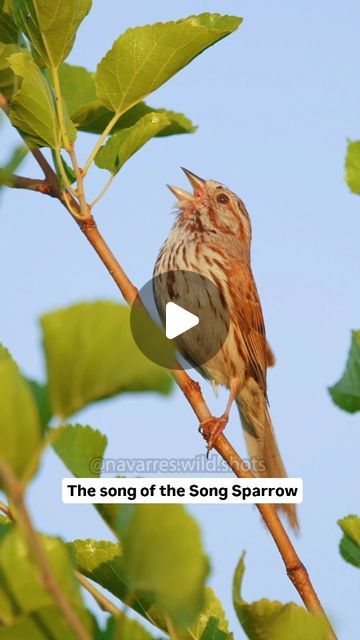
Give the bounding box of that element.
[153,168,297,529]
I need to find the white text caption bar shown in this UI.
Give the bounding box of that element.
[62,477,303,504]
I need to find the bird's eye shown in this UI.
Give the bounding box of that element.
[217,193,229,204]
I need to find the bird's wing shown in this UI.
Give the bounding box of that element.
[231,264,268,393]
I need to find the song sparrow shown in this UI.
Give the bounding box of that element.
[154,168,297,529]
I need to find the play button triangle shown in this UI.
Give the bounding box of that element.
[165,301,199,340]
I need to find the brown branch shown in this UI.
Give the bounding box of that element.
[0,91,337,639]
[79,218,335,636]
[9,175,56,195]
[0,459,91,640]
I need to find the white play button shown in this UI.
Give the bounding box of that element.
[165,302,199,340]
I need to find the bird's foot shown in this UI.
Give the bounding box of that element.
[199,415,229,454]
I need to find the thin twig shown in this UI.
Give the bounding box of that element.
[75,570,121,616]
[0,499,14,521]
[0,90,337,639]
[0,459,91,640]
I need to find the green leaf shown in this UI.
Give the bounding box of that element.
[57,62,97,115]
[68,538,169,634]
[155,110,197,137]
[69,539,227,639]
[187,588,232,640]
[101,615,158,640]
[0,514,12,539]
[10,0,92,68]
[95,112,170,175]
[67,539,132,608]
[0,42,17,99]
[0,344,42,484]
[25,378,52,432]
[0,1,19,44]
[0,144,27,188]
[95,14,242,117]
[329,330,360,412]
[232,555,328,640]
[56,62,196,136]
[0,527,85,615]
[52,424,107,478]
[8,51,59,147]
[345,140,360,194]
[338,515,360,568]
[74,99,196,137]
[41,301,173,419]
[116,504,209,627]
[0,606,95,640]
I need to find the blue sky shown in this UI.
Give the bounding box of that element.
[1,1,360,638]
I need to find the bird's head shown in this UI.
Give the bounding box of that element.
[168,168,252,245]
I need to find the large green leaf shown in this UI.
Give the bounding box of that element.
[8,51,60,147]
[95,112,170,174]
[338,515,360,568]
[73,99,196,137]
[329,330,360,412]
[232,555,328,640]
[10,0,92,68]
[0,525,92,640]
[58,62,97,115]
[345,140,360,194]
[52,424,107,478]
[67,539,134,610]
[116,504,209,627]
[41,301,172,419]
[0,345,42,484]
[70,537,228,639]
[95,14,241,117]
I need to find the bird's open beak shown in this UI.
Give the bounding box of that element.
[181,167,205,195]
[166,184,193,201]
[167,168,205,206]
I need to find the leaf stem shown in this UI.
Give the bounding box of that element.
[53,146,78,196]
[0,458,91,640]
[50,68,82,199]
[51,67,71,151]
[82,112,120,176]
[75,571,121,616]
[91,173,116,207]
[68,143,89,216]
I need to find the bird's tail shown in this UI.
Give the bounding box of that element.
[236,392,298,530]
